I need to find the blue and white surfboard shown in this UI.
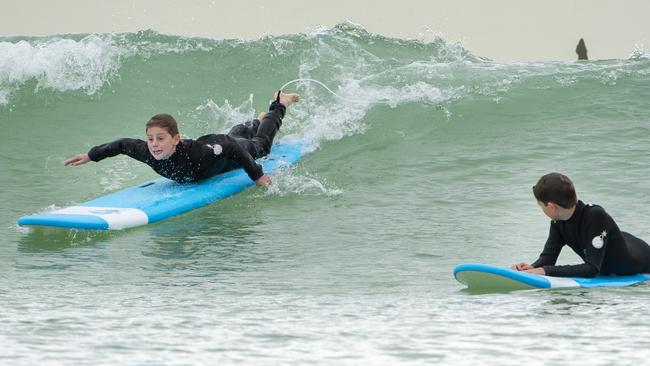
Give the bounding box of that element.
[454,263,650,291]
[18,141,308,230]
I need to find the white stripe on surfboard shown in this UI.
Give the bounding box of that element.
[542,275,580,288]
[55,206,149,230]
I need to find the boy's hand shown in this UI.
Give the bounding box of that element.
[511,262,534,271]
[523,267,546,275]
[255,175,272,187]
[64,154,91,166]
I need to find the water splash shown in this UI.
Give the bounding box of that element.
[190,95,256,134]
[99,158,140,192]
[0,35,127,105]
[266,166,342,197]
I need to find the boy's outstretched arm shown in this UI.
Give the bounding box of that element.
[64,153,91,166]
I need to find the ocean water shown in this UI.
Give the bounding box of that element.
[2,23,650,365]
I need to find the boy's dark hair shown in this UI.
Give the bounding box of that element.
[146,114,179,136]
[533,172,577,209]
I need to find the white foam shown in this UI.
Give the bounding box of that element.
[0,89,8,106]
[282,78,445,144]
[0,35,127,104]
[629,44,649,60]
[190,95,256,133]
[188,74,448,151]
[0,31,225,106]
[99,158,140,192]
[266,167,342,197]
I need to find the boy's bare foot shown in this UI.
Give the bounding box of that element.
[274,91,300,108]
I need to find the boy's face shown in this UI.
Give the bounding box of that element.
[146,126,180,160]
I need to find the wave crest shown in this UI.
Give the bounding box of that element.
[0,34,127,105]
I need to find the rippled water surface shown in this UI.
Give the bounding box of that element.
[2,24,650,365]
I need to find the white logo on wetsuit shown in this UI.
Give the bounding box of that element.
[207,144,223,155]
[592,230,607,249]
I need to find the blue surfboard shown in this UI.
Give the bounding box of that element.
[18,141,308,230]
[454,263,650,291]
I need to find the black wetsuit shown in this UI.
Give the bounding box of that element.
[532,200,650,277]
[87,101,286,183]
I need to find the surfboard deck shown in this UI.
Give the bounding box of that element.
[454,263,650,291]
[18,141,307,230]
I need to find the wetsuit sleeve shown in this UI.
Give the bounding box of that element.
[531,223,563,268]
[540,208,608,278]
[543,263,598,277]
[582,206,609,272]
[87,138,149,163]
[531,222,597,276]
[223,139,264,181]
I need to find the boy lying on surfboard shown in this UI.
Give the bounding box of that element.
[512,173,650,277]
[64,91,300,187]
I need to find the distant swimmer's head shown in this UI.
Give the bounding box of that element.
[533,172,577,220]
[146,114,180,160]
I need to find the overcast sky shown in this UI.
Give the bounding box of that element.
[2,0,649,61]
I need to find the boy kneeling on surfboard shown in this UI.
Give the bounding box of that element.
[64,91,300,186]
[512,172,650,277]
